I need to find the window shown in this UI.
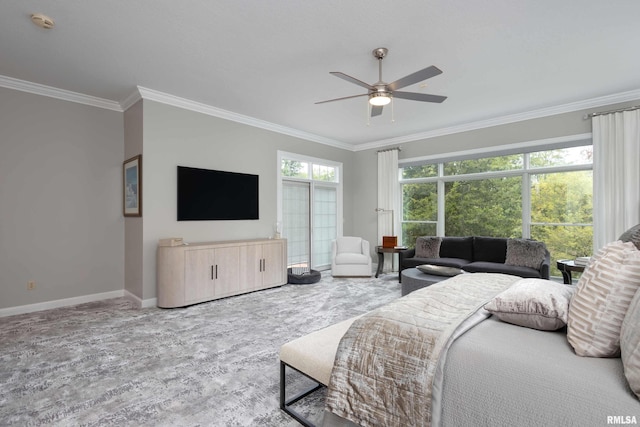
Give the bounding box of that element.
[278,152,343,271]
[400,141,593,278]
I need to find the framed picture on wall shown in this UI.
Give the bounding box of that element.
[123,154,142,217]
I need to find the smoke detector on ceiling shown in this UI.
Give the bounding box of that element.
[31,13,55,29]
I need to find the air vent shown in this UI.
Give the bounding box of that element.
[31,13,55,29]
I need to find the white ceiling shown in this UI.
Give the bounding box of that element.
[1,1,639,150]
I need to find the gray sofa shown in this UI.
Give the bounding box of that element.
[399,236,550,281]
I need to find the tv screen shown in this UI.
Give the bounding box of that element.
[177,166,259,221]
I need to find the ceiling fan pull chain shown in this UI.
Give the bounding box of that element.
[367,102,371,126]
[391,97,395,123]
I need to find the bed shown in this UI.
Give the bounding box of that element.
[319,255,640,426]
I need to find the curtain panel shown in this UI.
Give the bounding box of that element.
[593,109,640,251]
[377,149,400,270]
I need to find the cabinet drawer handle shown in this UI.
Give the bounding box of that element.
[215,265,218,279]
[211,265,214,280]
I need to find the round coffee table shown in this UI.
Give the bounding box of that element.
[400,268,448,296]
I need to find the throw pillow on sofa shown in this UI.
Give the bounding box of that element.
[415,236,441,258]
[567,240,640,357]
[484,278,575,331]
[621,287,640,400]
[505,239,547,270]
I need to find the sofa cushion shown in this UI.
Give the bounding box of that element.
[567,240,640,357]
[473,237,507,263]
[462,261,540,278]
[621,287,640,400]
[484,278,575,331]
[415,236,442,258]
[440,237,474,261]
[505,239,547,270]
[336,237,363,254]
[334,253,369,265]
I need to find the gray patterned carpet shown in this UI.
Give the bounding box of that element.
[0,272,401,426]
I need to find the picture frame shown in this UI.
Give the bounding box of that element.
[123,154,142,217]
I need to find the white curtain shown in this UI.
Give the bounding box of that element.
[377,149,400,270]
[593,109,640,251]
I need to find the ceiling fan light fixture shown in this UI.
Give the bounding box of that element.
[369,92,391,106]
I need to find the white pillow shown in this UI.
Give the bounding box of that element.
[484,278,575,331]
[567,240,640,357]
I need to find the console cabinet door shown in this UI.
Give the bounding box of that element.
[261,241,285,288]
[213,246,240,298]
[184,249,215,303]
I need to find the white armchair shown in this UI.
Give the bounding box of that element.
[331,236,372,277]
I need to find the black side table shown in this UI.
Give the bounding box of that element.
[556,260,585,284]
[375,246,405,280]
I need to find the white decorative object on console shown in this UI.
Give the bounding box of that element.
[157,238,287,308]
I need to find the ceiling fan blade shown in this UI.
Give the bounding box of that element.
[387,65,443,91]
[371,105,383,117]
[393,91,447,103]
[330,72,375,90]
[315,93,368,104]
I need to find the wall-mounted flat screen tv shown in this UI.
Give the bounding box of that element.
[177,166,259,221]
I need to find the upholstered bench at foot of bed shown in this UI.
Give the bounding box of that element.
[279,316,359,427]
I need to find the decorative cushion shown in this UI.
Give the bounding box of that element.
[472,237,507,263]
[484,278,575,331]
[415,236,442,259]
[505,239,547,270]
[567,240,640,357]
[416,264,464,277]
[621,288,640,400]
[619,224,640,250]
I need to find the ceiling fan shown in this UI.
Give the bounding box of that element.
[316,47,447,117]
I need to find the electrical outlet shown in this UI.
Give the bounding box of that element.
[27,281,36,290]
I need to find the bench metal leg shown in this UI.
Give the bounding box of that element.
[280,361,324,427]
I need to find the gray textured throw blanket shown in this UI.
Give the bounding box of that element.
[325,273,520,427]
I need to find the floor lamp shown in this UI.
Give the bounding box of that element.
[375,208,397,248]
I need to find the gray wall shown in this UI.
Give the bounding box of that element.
[140,100,355,302]
[352,99,640,250]
[0,87,124,309]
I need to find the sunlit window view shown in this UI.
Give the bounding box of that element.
[400,145,593,279]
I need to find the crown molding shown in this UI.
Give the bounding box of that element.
[135,86,352,151]
[0,75,123,112]
[354,88,640,152]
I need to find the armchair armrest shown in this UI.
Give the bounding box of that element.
[361,239,370,256]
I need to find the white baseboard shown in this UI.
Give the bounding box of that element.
[0,290,125,318]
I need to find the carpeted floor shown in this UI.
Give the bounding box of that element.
[0,272,401,426]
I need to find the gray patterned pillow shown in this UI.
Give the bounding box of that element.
[415,236,442,259]
[621,287,640,400]
[567,240,640,357]
[619,224,640,250]
[484,278,575,331]
[505,239,547,269]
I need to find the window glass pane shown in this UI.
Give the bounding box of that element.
[403,183,437,222]
[282,181,310,268]
[401,164,437,179]
[445,177,522,237]
[530,170,593,280]
[312,186,337,269]
[531,224,592,280]
[312,164,337,182]
[531,171,593,224]
[444,154,523,175]
[281,159,309,178]
[402,222,437,247]
[530,145,593,168]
